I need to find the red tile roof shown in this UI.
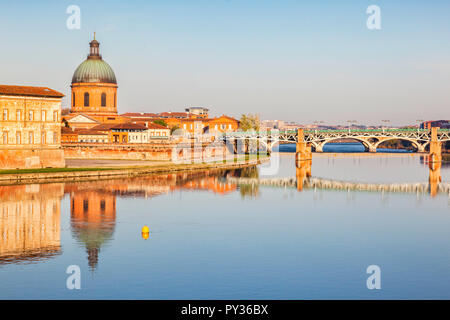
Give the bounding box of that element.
[111,123,148,130]
[121,112,159,117]
[0,85,64,98]
[77,129,109,136]
[61,127,77,134]
[158,112,188,118]
[147,122,169,129]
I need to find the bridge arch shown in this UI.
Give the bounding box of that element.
[374,137,425,152]
[317,137,376,152]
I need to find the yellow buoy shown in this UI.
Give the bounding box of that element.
[142,225,150,240]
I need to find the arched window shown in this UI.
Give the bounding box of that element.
[84,92,89,107]
[101,93,106,107]
[72,93,75,107]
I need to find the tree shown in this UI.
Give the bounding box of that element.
[170,125,180,134]
[239,114,260,131]
[153,119,167,127]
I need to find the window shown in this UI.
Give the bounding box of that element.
[29,111,34,121]
[83,199,89,213]
[3,109,8,121]
[2,132,8,144]
[53,132,58,144]
[42,110,46,122]
[72,92,75,107]
[16,132,21,144]
[84,92,89,107]
[16,110,21,121]
[101,93,106,107]
[41,132,46,144]
[114,93,116,109]
[229,124,232,129]
[53,111,58,122]
[183,124,187,129]
[29,132,34,144]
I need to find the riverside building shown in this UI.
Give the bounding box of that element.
[0,85,65,169]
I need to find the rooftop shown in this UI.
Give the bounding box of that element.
[0,85,64,98]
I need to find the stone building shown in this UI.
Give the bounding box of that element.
[0,85,65,169]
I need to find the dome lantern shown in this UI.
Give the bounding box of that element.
[71,35,117,84]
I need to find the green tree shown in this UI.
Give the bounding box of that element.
[153,119,167,127]
[170,125,180,134]
[239,114,260,131]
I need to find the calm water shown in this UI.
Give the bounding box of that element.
[1,144,449,299]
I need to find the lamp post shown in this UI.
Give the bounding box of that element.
[347,120,357,133]
[416,119,424,133]
[381,120,390,133]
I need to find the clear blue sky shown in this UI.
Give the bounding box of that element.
[1,0,449,126]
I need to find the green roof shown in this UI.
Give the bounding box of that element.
[72,58,117,84]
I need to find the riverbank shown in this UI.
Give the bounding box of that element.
[0,155,269,185]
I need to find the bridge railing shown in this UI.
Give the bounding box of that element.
[220,128,449,137]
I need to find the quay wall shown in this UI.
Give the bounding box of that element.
[0,158,266,185]
[62,142,234,161]
[0,148,65,170]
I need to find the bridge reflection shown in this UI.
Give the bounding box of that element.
[227,160,447,197]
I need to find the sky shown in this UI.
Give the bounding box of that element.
[0,0,449,126]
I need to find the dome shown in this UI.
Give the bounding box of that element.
[72,59,117,84]
[71,38,117,84]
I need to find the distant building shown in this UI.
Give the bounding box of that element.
[421,120,450,129]
[261,119,302,131]
[0,84,65,169]
[120,111,238,137]
[185,106,209,119]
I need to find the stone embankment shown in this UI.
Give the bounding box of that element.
[0,157,267,186]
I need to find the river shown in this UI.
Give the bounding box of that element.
[0,143,449,299]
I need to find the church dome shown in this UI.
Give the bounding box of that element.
[71,38,117,84]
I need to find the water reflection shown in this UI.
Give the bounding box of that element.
[64,169,248,269]
[0,153,447,270]
[0,184,63,265]
[66,183,116,270]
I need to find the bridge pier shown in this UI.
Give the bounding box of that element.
[314,144,324,153]
[296,160,311,191]
[429,161,442,197]
[296,129,312,162]
[417,144,426,153]
[429,127,442,163]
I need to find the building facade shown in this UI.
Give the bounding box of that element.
[0,85,65,169]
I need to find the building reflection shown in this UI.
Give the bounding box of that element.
[66,183,117,270]
[64,168,242,270]
[0,183,63,265]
